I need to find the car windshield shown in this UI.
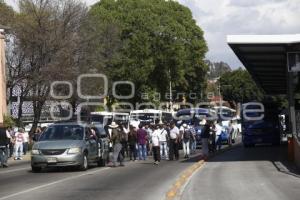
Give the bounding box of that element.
[39,125,84,141]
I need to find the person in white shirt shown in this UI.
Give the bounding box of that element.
[158,123,169,160]
[151,125,161,165]
[180,123,191,158]
[144,124,153,156]
[14,128,25,160]
[214,121,223,151]
[169,122,180,160]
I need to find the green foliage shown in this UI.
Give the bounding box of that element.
[220,68,264,103]
[88,0,208,104]
[0,1,15,26]
[3,114,15,128]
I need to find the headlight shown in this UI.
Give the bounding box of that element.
[31,150,40,155]
[68,147,81,154]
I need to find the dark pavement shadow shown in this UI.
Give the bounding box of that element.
[206,142,300,178]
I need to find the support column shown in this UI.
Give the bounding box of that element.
[0,31,8,124]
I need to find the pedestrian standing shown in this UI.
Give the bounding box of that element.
[214,121,223,151]
[227,120,234,146]
[14,128,25,160]
[159,123,169,160]
[120,124,128,163]
[119,124,128,159]
[201,119,211,160]
[151,125,161,165]
[144,124,153,156]
[104,119,113,165]
[181,124,191,158]
[190,124,196,154]
[5,127,14,158]
[110,122,124,167]
[23,130,29,155]
[137,124,148,160]
[33,127,42,142]
[0,125,9,168]
[128,125,137,161]
[169,122,180,160]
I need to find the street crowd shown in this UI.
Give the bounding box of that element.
[0,119,236,168]
[105,119,234,167]
[0,125,44,168]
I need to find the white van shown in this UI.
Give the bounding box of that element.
[129,109,173,128]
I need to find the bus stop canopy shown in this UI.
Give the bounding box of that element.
[227,34,300,95]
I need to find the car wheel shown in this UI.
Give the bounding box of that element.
[79,153,88,171]
[31,166,42,173]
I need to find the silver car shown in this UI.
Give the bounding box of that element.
[31,122,109,172]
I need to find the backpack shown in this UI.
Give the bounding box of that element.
[183,129,191,140]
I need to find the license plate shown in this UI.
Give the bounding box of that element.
[47,157,57,163]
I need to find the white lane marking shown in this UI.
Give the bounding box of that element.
[0,167,110,200]
[0,168,29,175]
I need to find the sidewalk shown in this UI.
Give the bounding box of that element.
[7,153,31,167]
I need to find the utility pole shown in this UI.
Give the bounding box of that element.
[0,26,8,124]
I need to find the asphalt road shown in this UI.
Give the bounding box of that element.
[0,151,203,200]
[181,144,300,200]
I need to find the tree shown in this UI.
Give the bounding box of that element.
[13,0,88,133]
[88,0,208,105]
[0,1,15,26]
[219,68,264,104]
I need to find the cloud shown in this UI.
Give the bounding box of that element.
[5,0,300,69]
[228,0,286,7]
[178,0,300,68]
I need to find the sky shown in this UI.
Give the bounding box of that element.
[5,0,300,69]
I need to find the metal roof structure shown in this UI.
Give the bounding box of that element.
[227,34,300,95]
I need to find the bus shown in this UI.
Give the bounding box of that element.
[91,112,129,126]
[129,109,173,128]
[241,102,281,147]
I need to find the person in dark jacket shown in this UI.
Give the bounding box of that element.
[128,125,137,161]
[201,119,211,160]
[137,124,148,160]
[110,122,124,167]
[0,125,9,168]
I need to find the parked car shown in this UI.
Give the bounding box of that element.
[31,121,109,172]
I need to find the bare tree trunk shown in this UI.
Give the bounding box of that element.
[30,101,44,136]
[16,97,24,127]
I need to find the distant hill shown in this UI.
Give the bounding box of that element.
[206,60,232,79]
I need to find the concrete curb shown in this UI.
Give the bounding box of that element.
[165,143,240,200]
[165,159,205,200]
